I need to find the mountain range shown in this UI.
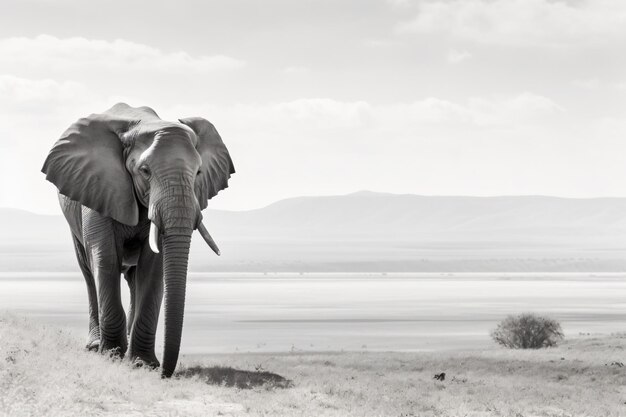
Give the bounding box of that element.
[2,191,626,272]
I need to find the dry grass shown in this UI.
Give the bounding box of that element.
[1,313,625,416]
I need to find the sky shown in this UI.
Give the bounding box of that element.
[1,0,626,213]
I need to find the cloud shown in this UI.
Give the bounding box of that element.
[173,98,374,133]
[364,39,397,48]
[396,0,626,47]
[0,75,86,105]
[386,0,412,7]
[166,93,563,137]
[372,93,562,128]
[0,74,102,154]
[282,66,310,75]
[573,78,601,90]
[486,92,563,123]
[0,35,246,74]
[447,49,472,64]
[0,74,96,139]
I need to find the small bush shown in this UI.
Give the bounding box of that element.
[491,313,564,349]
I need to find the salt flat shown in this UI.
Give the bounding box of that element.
[1,273,624,354]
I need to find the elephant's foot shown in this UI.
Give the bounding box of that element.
[131,357,160,370]
[85,327,101,351]
[86,338,100,352]
[100,345,126,360]
[130,351,160,370]
[99,334,128,359]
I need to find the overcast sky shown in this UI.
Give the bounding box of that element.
[1,0,626,213]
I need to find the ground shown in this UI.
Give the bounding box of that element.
[0,314,624,417]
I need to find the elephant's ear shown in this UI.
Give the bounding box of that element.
[179,117,235,210]
[41,113,140,226]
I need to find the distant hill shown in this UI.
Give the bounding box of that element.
[206,191,626,238]
[2,191,626,272]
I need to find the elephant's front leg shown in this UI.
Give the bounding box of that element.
[128,240,163,367]
[83,211,127,357]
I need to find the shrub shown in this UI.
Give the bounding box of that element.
[491,313,564,349]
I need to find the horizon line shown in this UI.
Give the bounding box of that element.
[5,190,626,216]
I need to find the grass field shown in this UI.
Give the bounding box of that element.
[1,314,624,416]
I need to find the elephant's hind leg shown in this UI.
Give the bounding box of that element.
[124,266,136,336]
[71,234,100,351]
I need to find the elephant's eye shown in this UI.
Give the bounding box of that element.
[196,169,202,176]
[138,165,151,178]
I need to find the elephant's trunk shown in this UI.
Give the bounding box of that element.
[160,227,192,378]
[149,179,198,378]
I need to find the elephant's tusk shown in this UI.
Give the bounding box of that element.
[149,222,160,253]
[197,222,220,256]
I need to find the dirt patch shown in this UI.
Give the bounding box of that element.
[177,366,293,389]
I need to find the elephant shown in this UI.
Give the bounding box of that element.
[41,103,235,377]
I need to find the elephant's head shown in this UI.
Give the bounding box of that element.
[41,103,235,377]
